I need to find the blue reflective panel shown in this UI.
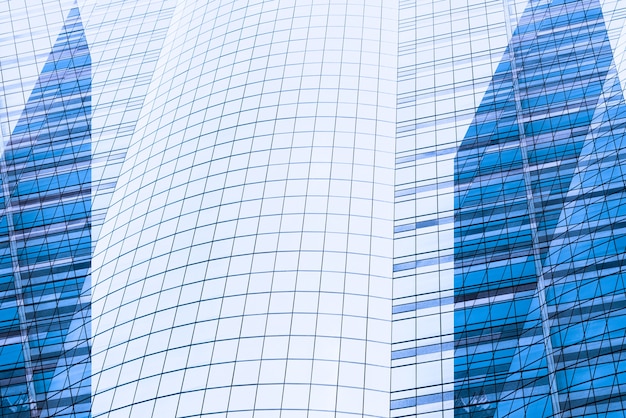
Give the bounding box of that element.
[0,7,91,417]
[454,0,626,415]
[0,344,24,370]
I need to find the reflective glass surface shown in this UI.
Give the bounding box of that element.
[3,1,626,417]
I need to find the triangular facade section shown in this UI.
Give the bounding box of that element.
[454,0,623,416]
[0,7,91,417]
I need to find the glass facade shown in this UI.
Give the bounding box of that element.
[391,0,524,415]
[455,0,626,416]
[90,1,397,416]
[3,0,626,417]
[0,7,91,417]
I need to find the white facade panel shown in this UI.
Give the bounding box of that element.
[91,0,397,416]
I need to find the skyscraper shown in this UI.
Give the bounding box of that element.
[454,0,626,415]
[3,0,626,417]
[89,1,396,416]
[0,6,91,416]
[1,0,176,416]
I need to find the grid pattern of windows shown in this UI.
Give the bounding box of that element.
[78,0,177,243]
[0,0,76,141]
[91,0,397,416]
[5,0,626,417]
[0,7,91,417]
[455,0,626,416]
[391,0,526,416]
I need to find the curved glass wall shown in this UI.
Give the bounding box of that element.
[90,0,397,416]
